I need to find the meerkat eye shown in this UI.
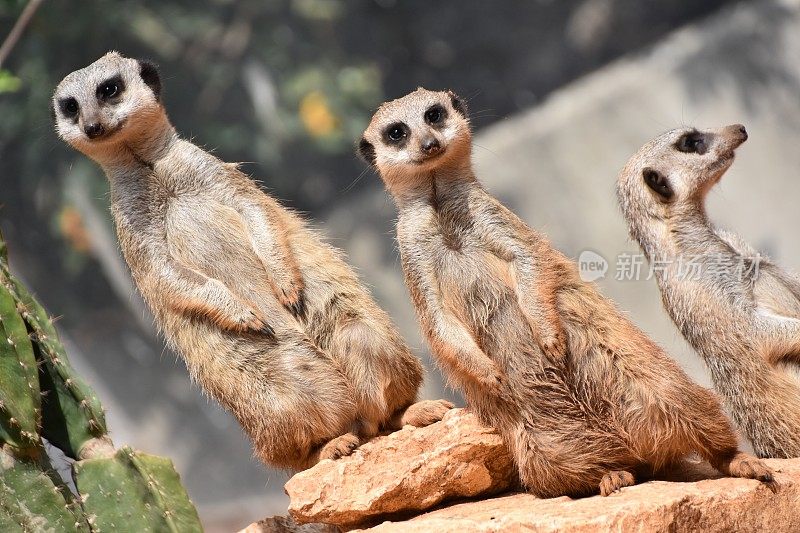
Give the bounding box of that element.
[97,75,125,101]
[384,123,409,143]
[58,97,79,118]
[674,131,707,154]
[424,105,446,125]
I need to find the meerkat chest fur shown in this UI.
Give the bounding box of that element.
[397,178,519,329]
[108,141,274,315]
[107,142,218,260]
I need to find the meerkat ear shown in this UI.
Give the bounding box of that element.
[447,90,467,118]
[358,136,376,166]
[642,167,673,200]
[137,59,162,100]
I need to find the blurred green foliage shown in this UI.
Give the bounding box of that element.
[0,69,21,92]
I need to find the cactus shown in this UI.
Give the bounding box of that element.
[0,449,87,533]
[0,258,107,459]
[74,447,201,532]
[0,231,203,532]
[0,278,41,456]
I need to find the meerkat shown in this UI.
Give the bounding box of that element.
[358,88,775,497]
[53,52,452,471]
[616,125,800,458]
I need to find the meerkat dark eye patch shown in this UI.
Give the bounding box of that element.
[447,90,467,118]
[358,137,376,166]
[138,59,161,100]
[643,167,673,200]
[674,130,707,155]
[58,97,79,120]
[96,75,125,101]
[424,104,447,126]
[383,122,409,144]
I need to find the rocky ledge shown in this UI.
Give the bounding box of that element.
[241,409,800,532]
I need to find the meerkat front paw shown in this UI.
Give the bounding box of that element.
[599,470,636,496]
[727,453,777,491]
[400,399,455,427]
[318,433,360,461]
[222,305,274,337]
[275,284,306,319]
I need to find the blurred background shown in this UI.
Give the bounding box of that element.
[1,0,799,530]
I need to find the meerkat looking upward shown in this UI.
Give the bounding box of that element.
[53,52,451,471]
[616,125,800,458]
[359,88,775,497]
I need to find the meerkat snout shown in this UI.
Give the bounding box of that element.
[706,124,748,155]
[420,135,442,156]
[84,122,105,139]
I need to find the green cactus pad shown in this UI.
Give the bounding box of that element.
[0,449,83,533]
[0,278,40,452]
[0,262,107,458]
[73,447,202,532]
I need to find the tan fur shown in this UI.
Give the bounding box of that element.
[54,53,452,471]
[616,124,800,458]
[361,88,774,497]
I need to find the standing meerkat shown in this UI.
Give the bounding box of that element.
[616,125,800,458]
[359,88,775,497]
[53,52,451,471]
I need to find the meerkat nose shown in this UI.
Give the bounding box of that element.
[84,122,105,139]
[726,123,747,141]
[421,136,441,154]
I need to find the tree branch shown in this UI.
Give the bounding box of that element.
[0,0,44,69]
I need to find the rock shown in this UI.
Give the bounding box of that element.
[356,458,800,533]
[239,515,340,533]
[286,409,515,528]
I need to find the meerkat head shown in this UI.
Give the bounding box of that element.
[617,124,748,227]
[358,88,470,191]
[53,51,164,161]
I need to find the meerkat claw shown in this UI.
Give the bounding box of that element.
[400,399,454,427]
[599,470,635,496]
[318,433,360,461]
[289,290,307,319]
[259,323,275,338]
[277,286,307,320]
